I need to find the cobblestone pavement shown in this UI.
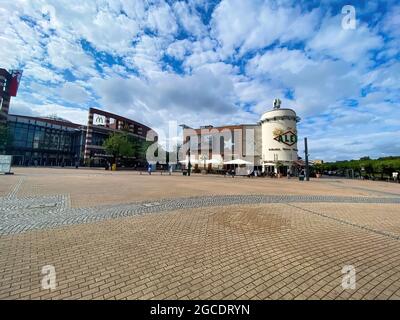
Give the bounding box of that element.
[3,167,399,207]
[1,168,400,300]
[1,193,400,236]
[325,180,400,197]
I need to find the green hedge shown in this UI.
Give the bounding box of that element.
[320,157,400,177]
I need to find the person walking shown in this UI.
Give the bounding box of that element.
[247,168,252,178]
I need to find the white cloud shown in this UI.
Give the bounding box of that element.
[32,103,89,124]
[91,69,237,115]
[247,48,312,75]
[46,36,98,79]
[307,14,383,63]
[234,78,287,115]
[363,61,400,92]
[183,49,221,71]
[147,1,178,37]
[85,10,140,53]
[59,82,91,103]
[0,7,46,68]
[381,4,400,38]
[123,35,167,77]
[305,130,400,161]
[24,62,64,83]
[166,39,192,60]
[88,68,260,134]
[181,37,220,70]
[246,48,363,116]
[10,100,88,124]
[173,1,207,37]
[211,0,320,57]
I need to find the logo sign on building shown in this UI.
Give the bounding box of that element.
[273,128,297,146]
[94,114,106,125]
[0,155,12,173]
[8,70,23,97]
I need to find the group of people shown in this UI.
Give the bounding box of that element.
[226,168,261,178]
[147,164,174,175]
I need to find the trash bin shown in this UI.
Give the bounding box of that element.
[299,175,305,181]
[183,171,187,176]
[112,164,117,171]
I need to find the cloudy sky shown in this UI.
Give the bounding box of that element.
[1,0,399,161]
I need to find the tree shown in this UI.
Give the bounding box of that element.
[362,161,374,178]
[124,134,155,165]
[0,123,12,154]
[372,161,384,179]
[103,133,134,166]
[314,163,323,174]
[322,156,400,180]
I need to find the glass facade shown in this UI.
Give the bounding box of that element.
[3,111,153,167]
[85,131,109,165]
[91,131,107,147]
[6,115,86,166]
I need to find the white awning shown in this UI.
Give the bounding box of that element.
[224,159,253,165]
[206,158,223,165]
[262,161,295,166]
[179,159,200,164]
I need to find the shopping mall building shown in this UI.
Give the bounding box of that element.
[182,99,302,175]
[1,107,153,167]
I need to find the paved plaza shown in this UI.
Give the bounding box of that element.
[1,168,400,300]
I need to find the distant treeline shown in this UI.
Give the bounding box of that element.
[316,156,400,179]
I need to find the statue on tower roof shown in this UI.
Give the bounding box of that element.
[273,98,281,109]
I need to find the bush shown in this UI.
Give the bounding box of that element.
[322,156,400,179]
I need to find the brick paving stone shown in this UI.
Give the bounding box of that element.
[1,168,400,300]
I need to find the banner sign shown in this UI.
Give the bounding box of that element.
[8,70,23,97]
[0,155,12,173]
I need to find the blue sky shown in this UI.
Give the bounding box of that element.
[1,0,399,161]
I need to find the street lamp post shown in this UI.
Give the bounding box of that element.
[304,137,310,181]
[200,154,208,171]
[179,124,191,176]
[188,142,191,176]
